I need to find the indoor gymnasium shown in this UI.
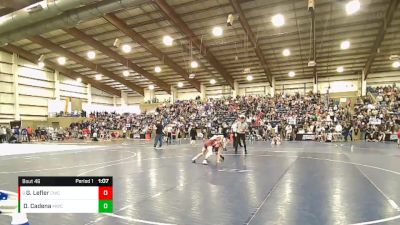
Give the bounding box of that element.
[0,0,400,225]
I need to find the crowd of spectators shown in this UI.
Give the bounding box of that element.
[61,87,400,144]
[356,85,400,142]
[1,86,400,145]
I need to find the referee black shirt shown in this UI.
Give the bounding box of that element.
[155,124,164,134]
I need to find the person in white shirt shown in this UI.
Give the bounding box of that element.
[0,126,6,143]
[335,123,343,133]
[231,121,241,148]
[326,132,333,142]
[165,125,173,144]
[285,124,293,141]
[235,115,249,154]
[271,134,282,145]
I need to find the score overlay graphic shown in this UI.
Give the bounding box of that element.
[18,176,113,213]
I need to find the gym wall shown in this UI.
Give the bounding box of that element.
[2,48,400,124]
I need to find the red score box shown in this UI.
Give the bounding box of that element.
[98,186,113,200]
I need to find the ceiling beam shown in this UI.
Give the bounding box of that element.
[28,36,144,95]
[103,13,201,91]
[65,27,172,94]
[310,2,317,85]
[362,0,399,79]
[0,0,35,9]
[229,0,273,86]
[153,0,235,89]
[1,44,121,97]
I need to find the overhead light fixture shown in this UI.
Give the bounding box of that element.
[87,51,96,60]
[282,49,291,57]
[113,38,120,48]
[191,60,199,68]
[25,2,44,13]
[392,61,400,68]
[95,74,102,80]
[389,55,399,61]
[336,66,344,73]
[227,14,235,26]
[189,73,196,79]
[341,40,350,50]
[38,54,45,62]
[308,60,316,67]
[177,82,183,88]
[149,85,155,90]
[210,79,216,85]
[247,75,253,81]
[271,14,285,27]
[288,71,296,77]
[346,0,361,15]
[76,77,82,83]
[123,70,130,77]
[163,35,173,46]
[122,44,132,53]
[37,54,45,68]
[57,57,66,65]
[155,66,162,73]
[0,15,11,25]
[212,26,223,37]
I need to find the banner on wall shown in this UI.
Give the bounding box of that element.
[82,103,141,116]
[48,100,71,114]
[10,121,22,128]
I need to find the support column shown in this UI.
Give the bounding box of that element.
[313,83,318,93]
[144,88,155,103]
[113,96,117,108]
[269,77,275,97]
[171,87,178,103]
[86,83,92,105]
[313,75,318,93]
[11,53,20,120]
[54,70,60,101]
[121,91,128,108]
[361,71,367,96]
[232,80,239,97]
[200,83,206,100]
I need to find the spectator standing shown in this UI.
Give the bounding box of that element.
[0,126,6,143]
[189,126,197,145]
[397,128,400,147]
[21,128,28,142]
[6,127,11,141]
[285,124,293,141]
[348,124,354,141]
[13,127,20,142]
[343,124,349,142]
[165,125,173,145]
[26,126,32,142]
[154,122,164,149]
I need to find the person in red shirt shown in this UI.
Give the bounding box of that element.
[26,127,32,142]
[192,136,223,165]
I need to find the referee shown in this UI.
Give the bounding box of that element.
[235,115,249,154]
